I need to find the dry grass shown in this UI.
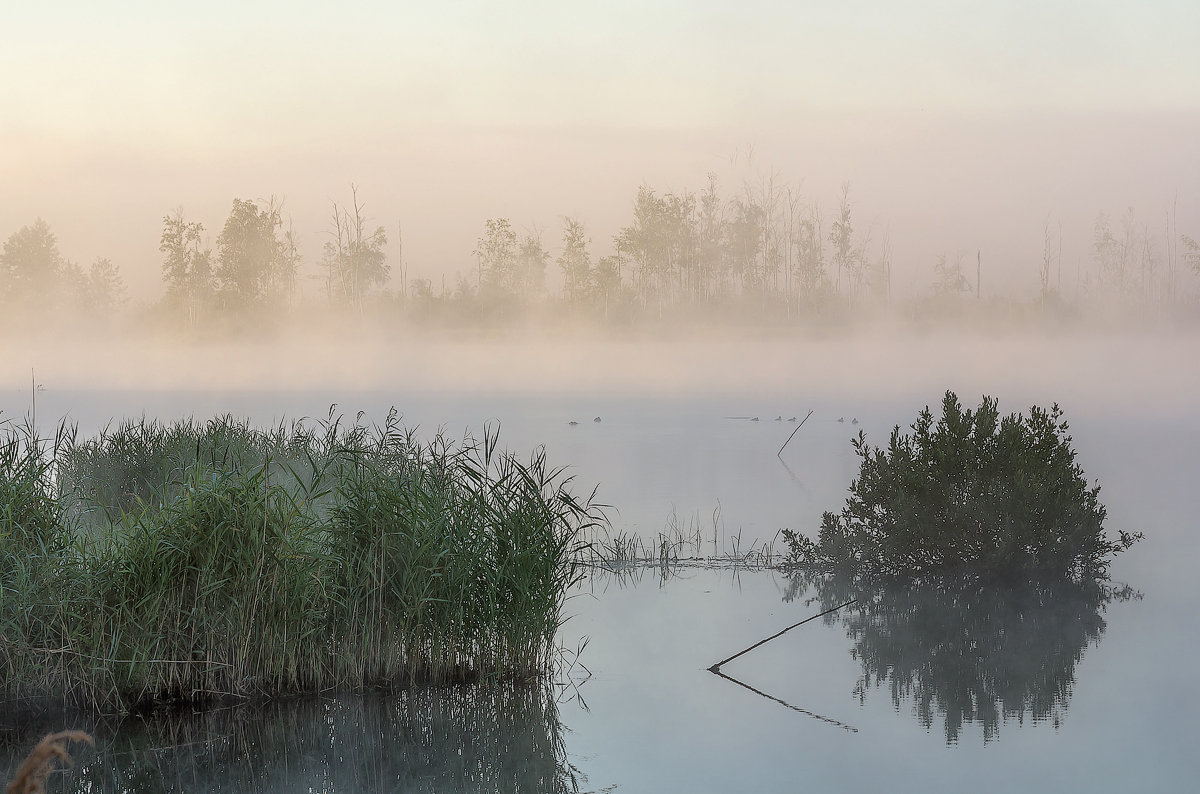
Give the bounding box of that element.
[5,731,92,794]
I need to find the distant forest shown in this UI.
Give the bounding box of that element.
[3,177,1199,334]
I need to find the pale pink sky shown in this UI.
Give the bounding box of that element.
[3,1,1198,299]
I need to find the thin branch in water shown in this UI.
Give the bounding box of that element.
[708,598,856,671]
[777,409,813,458]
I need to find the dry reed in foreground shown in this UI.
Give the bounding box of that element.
[5,731,93,794]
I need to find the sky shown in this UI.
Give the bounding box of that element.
[3,0,1199,299]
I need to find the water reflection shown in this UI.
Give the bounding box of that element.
[707,667,859,732]
[784,574,1139,743]
[2,686,585,793]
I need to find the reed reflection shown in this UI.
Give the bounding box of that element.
[785,574,1139,743]
[1,686,582,793]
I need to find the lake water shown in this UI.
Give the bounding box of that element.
[2,334,1197,791]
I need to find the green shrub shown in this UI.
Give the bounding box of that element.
[783,391,1141,582]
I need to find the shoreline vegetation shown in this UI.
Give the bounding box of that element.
[0,411,605,714]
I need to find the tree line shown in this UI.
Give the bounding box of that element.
[157,189,385,325]
[0,218,127,321]
[3,178,1199,332]
[456,177,889,322]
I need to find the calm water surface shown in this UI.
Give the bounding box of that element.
[2,340,1197,792]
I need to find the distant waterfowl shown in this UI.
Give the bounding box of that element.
[568,421,579,426]
[851,418,859,425]
[593,416,602,423]
[838,417,845,423]
[774,416,782,421]
[751,417,760,422]
[788,416,797,422]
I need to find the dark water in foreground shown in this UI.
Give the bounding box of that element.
[3,340,1198,792]
[1,564,1190,792]
[2,689,573,793]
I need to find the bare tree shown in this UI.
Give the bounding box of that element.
[322,186,389,314]
[558,217,592,304]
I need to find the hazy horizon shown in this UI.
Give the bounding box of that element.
[4,2,1199,303]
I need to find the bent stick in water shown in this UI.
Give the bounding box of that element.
[776,410,814,458]
[707,598,857,673]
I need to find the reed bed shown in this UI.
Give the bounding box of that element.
[0,410,603,713]
[579,505,778,573]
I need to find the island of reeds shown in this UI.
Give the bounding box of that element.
[0,410,604,713]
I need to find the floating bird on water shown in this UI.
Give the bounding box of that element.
[594,416,602,423]
[851,418,859,425]
[568,421,579,426]
[774,416,782,421]
[838,417,845,423]
[788,416,797,422]
[751,417,760,422]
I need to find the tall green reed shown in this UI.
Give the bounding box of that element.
[0,410,604,713]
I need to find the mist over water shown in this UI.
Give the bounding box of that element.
[7,327,1199,411]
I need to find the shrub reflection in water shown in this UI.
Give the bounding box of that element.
[785,573,1140,743]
